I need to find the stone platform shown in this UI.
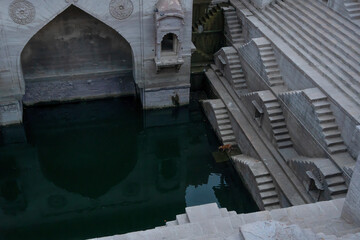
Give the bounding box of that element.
[91,199,359,240]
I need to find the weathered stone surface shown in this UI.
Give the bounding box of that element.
[342,156,360,226]
[0,0,193,125]
[240,221,316,240]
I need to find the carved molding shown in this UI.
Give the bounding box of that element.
[109,0,133,20]
[9,0,36,25]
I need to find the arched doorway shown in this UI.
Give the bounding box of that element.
[21,5,135,105]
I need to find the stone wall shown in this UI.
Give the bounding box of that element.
[0,0,194,125]
[342,156,360,226]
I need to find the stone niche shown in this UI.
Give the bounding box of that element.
[154,0,185,73]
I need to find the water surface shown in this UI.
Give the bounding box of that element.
[0,94,257,240]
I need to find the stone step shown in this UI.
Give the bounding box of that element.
[267,3,360,85]
[216,114,229,120]
[224,141,237,146]
[264,61,279,69]
[259,51,273,58]
[233,78,246,84]
[318,115,336,124]
[211,102,226,110]
[329,144,348,154]
[274,1,360,75]
[220,129,234,136]
[329,184,348,195]
[227,54,238,60]
[222,135,236,142]
[349,12,360,19]
[258,183,276,192]
[264,102,281,110]
[271,121,286,129]
[324,129,342,139]
[348,8,360,14]
[214,109,227,115]
[234,83,247,90]
[268,76,283,84]
[269,115,285,123]
[257,3,360,102]
[320,122,338,131]
[256,175,273,184]
[275,134,291,142]
[313,100,331,109]
[316,108,333,116]
[166,220,178,227]
[267,108,283,116]
[260,189,278,199]
[290,0,360,55]
[326,176,346,187]
[228,60,240,66]
[176,214,190,225]
[325,137,344,147]
[259,46,272,52]
[263,197,280,207]
[230,69,244,75]
[232,73,245,79]
[218,119,231,125]
[265,68,280,75]
[277,140,293,149]
[273,128,289,136]
[219,124,232,131]
[262,56,277,63]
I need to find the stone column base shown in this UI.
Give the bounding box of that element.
[0,99,22,126]
[141,84,190,109]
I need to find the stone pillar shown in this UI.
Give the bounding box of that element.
[342,156,360,226]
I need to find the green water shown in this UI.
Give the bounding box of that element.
[0,93,257,240]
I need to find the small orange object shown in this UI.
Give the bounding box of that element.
[218,144,233,153]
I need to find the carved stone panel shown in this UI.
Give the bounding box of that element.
[109,0,133,20]
[9,0,36,25]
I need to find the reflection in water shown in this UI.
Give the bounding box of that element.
[0,94,258,240]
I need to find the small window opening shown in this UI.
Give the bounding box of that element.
[161,33,177,54]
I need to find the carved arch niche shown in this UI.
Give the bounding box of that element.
[154,0,185,73]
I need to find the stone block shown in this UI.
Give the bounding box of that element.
[242,211,271,224]
[240,220,316,240]
[185,203,222,223]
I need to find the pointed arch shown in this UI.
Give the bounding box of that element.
[19,4,136,104]
[17,3,138,96]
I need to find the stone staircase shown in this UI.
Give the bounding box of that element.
[304,89,347,155]
[237,0,360,108]
[223,7,245,45]
[192,4,222,33]
[258,91,293,149]
[257,40,285,87]
[225,49,248,91]
[264,98,292,149]
[345,0,360,20]
[232,155,281,210]
[94,199,360,240]
[211,99,237,146]
[289,157,348,199]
